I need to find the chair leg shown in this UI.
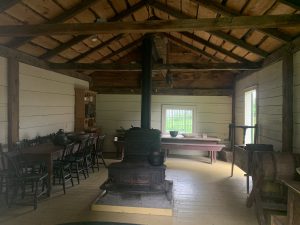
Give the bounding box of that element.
[75,163,80,184]
[61,168,66,195]
[100,154,107,168]
[95,155,100,171]
[69,167,74,187]
[33,180,38,210]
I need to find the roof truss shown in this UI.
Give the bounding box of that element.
[0,15,299,37]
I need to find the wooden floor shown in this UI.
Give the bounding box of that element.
[0,157,257,225]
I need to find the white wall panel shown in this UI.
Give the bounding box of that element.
[19,63,88,140]
[96,94,232,153]
[235,61,283,151]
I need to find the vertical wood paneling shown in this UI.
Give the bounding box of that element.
[0,56,7,144]
[7,58,19,149]
[19,63,89,140]
[235,61,283,151]
[282,51,293,152]
[293,51,300,153]
[96,94,232,152]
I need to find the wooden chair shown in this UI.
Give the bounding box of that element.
[3,149,49,210]
[82,137,95,175]
[53,143,74,194]
[93,135,107,169]
[0,144,11,205]
[65,139,87,184]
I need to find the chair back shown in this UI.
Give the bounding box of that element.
[83,137,95,155]
[96,135,106,154]
[62,143,75,160]
[0,144,7,171]
[2,150,24,177]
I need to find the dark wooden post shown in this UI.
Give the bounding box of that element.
[282,50,293,152]
[141,36,153,129]
[7,57,19,150]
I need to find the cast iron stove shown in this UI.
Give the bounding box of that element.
[100,128,173,200]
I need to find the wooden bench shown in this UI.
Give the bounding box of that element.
[161,142,225,164]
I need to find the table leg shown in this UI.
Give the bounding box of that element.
[210,151,213,164]
[47,157,53,196]
[231,147,236,177]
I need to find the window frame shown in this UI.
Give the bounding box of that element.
[161,104,197,134]
[244,86,258,144]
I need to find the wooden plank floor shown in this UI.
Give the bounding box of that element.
[0,158,257,225]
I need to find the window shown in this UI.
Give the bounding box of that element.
[244,88,257,144]
[162,105,196,134]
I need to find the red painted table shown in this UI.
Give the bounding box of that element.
[161,135,224,164]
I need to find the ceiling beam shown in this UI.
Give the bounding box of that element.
[0,0,20,13]
[8,0,100,48]
[164,34,222,62]
[93,87,233,96]
[150,0,268,58]
[180,32,251,63]
[192,0,292,43]
[68,34,124,63]
[39,1,147,60]
[0,15,299,37]
[49,62,261,71]
[278,0,300,11]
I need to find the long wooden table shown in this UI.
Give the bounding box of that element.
[161,135,225,164]
[21,143,64,195]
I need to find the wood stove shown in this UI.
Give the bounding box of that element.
[100,128,173,200]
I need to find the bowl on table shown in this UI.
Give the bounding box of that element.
[169,131,178,137]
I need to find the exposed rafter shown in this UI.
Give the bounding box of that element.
[278,0,300,11]
[192,0,293,43]
[49,62,261,71]
[95,38,143,63]
[0,0,20,13]
[0,44,91,81]
[39,1,147,60]
[7,0,100,48]
[68,34,124,63]
[150,0,268,58]
[40,35,88,60]
[180,32,251,63]
[0,15,299,37]
[164,34,222,62]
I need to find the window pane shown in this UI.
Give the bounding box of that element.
[165,108,193,133]
[245,89,256,144]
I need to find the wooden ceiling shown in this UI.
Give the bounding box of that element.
[0,0,300,95]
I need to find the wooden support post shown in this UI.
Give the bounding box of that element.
[7,58,19,150]
[141,36,153,129]
[231,77,236,128]
[282,50,293,152]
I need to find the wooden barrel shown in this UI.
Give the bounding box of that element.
[252,152,296,181]
[273,153,296,181]
[252,151,275,181]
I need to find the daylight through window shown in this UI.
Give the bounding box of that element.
[162,105,195,134]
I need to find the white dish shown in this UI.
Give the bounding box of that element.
[181,133,196,138]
